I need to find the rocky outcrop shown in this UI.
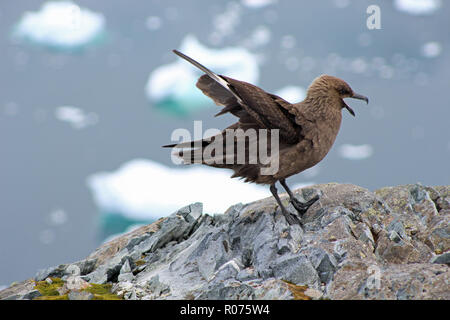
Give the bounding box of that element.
[1,183,449,300]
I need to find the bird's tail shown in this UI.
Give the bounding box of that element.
[172,50,243,105]
[172,50,230,89]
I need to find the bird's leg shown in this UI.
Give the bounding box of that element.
[270,183,301,225]
[279,179,319,216]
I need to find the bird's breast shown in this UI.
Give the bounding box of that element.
[312,113,342,161]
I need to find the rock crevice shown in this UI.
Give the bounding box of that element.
[1,183,449,300]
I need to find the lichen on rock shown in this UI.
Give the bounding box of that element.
[1,183,449,300]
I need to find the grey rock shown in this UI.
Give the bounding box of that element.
[34,264,68,281]
[214,260,241,282]
[314,253,336,283]
[73,259,97,275]
[126,234,151,251]
[34,259,97,282]
[197,281,255,300]
[3,184,449,300]
[135,203,203,255]
[118,272,134,283]
[272,255,319,286]
[120,259,131,274]
[145,275,170,297]
[236,268,257,281]
[21,290,41,300]
[387,220,408,241]
[431,252,450,265]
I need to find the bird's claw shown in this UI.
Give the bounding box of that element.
[280,208,302,226]
[290,195,319,215]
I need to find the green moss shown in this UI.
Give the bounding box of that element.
[84,283,112,295]
[33,278,122,300]
[92,293,123,300]
[34,277,65,296]
[34,294,69,300]
[84,283,123,300]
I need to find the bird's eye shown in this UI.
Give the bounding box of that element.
[338,88,350,95]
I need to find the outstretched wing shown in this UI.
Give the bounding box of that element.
[172,50,302,145]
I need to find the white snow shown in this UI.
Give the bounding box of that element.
[146,35,260,114]
[394,0,441,15]
[338,144,374,160]
[13,1,105,50]
[87,159,270,221]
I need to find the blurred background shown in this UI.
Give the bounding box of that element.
[0,0,449,286]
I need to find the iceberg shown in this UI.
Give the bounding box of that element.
[87,159,269,221]
[145,35,260,116]
[54,106,98,129]
[338,144,374,160]
[87,159,270,238]
[12,1,106,51]
[241,0,277,9]
[275,85,306,103]
[393,0,441,16]
[421,41,442,58]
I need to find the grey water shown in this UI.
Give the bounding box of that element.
[0,0,449,286]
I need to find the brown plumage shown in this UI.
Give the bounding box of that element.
[163,50,369,224]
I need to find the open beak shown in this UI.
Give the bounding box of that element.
[351,93,369,104]
[343,101,356,117]
[344,92,369,117]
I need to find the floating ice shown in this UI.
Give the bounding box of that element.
[213,2,241,41]
[47,209,68,226]
[241,0,277,9]
[394,0,441,16]
[338,144,374,160]
[275,86,306,103]
[12,1,105,51]
[54,106,98,129]
[146,35,259,116]
[145,16,162,30]
[87,159,270,223]
[350,58,368,74]
[421,41,442,58]
[244,25,272,48]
